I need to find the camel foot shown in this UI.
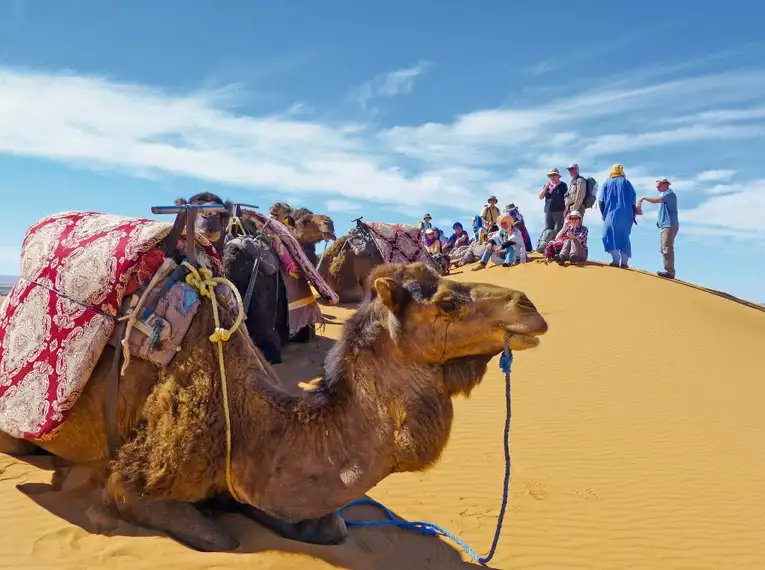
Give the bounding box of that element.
[237,504,348,545]
[105,489,239,552]
[0,431,38,455]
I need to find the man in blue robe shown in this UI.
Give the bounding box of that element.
[598,164,636,268]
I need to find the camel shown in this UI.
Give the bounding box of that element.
[0,261,548,552]
[174,194,335,359]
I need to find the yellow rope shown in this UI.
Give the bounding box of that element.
[181,261,245,503]
[226,215,248,237]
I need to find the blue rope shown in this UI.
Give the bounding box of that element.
[336,343,514,566]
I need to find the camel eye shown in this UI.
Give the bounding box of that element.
[436,299,459,313]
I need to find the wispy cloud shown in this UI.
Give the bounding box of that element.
[355,61,429,111]
[0,62,763,244]
[696,169,737,182]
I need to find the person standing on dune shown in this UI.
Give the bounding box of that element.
[599,163,636,269]
[639,177,679,279]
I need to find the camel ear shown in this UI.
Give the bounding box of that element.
[174,197,187,206]
[373,277,400,312]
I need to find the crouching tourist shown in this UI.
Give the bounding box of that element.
[553,210,588,265]
[471,212,527,271]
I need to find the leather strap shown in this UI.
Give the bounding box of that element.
[105,320,125,458]
[164,211,187,258]
[185,209,198,266]
[242,256,261,316]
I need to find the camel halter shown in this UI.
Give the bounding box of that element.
[181,262,246,503]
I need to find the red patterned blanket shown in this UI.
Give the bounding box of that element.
[365,222,439,272]
[0,211,220,441]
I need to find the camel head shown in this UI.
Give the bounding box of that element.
[175,193,232,250]
[269,202,294,226]
[292,211,336,245]
[366,262,547,363]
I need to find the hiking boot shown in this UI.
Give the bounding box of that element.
[471,263,486,272]
[608,261,619,267]
[620,262,629,269]
[501,262,511,267]
[657,271,675,279]
[556,256,567,266]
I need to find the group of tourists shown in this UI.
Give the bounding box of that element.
[416,162,680,279]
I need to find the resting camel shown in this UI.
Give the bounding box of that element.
[176,194,335,359]
[0,262,548,551]
[319,233,385,304]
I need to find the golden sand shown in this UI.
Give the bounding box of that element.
[2,260,765,569]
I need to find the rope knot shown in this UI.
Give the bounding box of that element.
[209,327,232,343]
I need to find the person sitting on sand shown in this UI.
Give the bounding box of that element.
[471,214,483,242]
[504,203,533,253]
[424,228,442,255]
[444,222,470,252]
[553,210,588,265]
[471,212,527,271]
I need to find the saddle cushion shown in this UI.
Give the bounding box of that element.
[0,211,222,441]
[365,222,440,272]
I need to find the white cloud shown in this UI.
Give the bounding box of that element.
[696,169,737,182]
[355,61,429,111]
[325,199,361,213]
[0,63,763,244]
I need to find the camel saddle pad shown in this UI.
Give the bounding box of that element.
[0,211,220,441]
[365,222,440,272]
[240,209,339,305]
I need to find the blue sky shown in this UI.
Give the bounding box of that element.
[0,0,763,301]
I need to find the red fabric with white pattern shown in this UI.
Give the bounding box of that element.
[0,211,220,441]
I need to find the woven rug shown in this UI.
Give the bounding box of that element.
[0,211,220,441]
[365,222,440,272]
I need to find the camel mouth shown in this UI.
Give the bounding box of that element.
[506,333,541,350]
[322,231,336,241]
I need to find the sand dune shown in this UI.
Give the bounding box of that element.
[2,259,765,569]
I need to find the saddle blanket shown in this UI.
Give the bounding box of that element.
[365,222,440,272]
[0,211,220,441]
[239,208,340,306]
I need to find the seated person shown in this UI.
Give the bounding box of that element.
[444,222,470,252]
[424,228,442,255]
[554,210,588,264]
[471,213,526,271]
[471,214,484,242]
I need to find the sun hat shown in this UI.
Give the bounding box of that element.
[568,210,582,219]
[547,168,561,176]
[655,177,671,185]
[487,195,498,202]
[504,203,517,210]
[423,213,432,219]
[425,227,435,234]
[567,163,579,170]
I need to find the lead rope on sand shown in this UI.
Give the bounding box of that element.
[336,338,514,566]
[181,261,245,503]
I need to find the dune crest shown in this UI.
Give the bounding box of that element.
[2,260,765,569]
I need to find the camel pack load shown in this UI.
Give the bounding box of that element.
[0,210,227,441]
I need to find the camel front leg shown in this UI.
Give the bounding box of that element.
[102,474,239,552]
[233,502,347,545]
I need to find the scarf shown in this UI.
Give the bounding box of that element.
[609,164,625,178]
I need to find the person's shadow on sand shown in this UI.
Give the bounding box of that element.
[16,460,494,569]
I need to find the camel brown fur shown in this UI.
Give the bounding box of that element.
[0,262,547,552]
[174,193,233,254]
[319,235,385,303]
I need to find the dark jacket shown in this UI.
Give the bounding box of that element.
[544,181,567,213]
